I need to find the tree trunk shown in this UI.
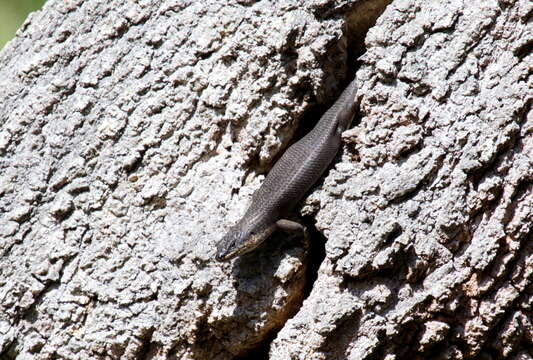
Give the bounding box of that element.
[0,0,530,359]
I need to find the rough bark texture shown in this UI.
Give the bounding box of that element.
[0,0,530,360]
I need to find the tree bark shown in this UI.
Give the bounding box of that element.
[0,0,530,359]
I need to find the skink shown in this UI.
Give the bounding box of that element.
[216,77,359,261]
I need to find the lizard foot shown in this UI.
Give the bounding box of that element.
[276,219,309,250]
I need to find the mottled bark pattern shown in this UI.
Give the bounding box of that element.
[0,0,530,359]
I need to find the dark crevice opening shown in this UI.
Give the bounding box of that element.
[301,215,328,296]
[234,338,272,360]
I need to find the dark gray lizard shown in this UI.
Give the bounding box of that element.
[216,77,359,261]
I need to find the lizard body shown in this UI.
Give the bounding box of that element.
[216,77,359,261]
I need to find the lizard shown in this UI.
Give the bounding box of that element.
[216,76,359,261]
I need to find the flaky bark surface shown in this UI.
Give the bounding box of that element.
[0,0,530,359]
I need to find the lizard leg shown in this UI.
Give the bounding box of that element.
[276,219,309,250]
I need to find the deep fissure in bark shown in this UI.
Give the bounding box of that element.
[220,2,392,357]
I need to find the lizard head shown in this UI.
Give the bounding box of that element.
[215,219,276,261]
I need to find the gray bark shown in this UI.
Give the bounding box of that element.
[0,0,531,359]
